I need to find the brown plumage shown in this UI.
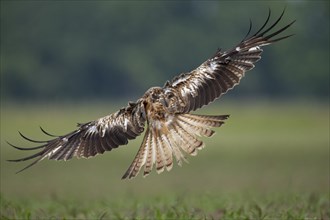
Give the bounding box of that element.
[8,9,295,179]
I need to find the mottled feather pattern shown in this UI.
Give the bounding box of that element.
[8,9,294,179]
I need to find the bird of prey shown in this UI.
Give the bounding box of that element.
[8,9,294,179]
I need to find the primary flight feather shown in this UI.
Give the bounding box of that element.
[8,9,295,179]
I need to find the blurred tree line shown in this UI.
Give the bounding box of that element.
[1,1,329,102]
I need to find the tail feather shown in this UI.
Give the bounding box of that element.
[172,121,202,155]
[177,116,215,137]
[122,113,229,179]
[167,130,188,166]
[162,133,180,166]
[155,134,166,174]
[121,128,149,179]
[179,114,229,127]
[143,130,154,177]
[176,121,203,153]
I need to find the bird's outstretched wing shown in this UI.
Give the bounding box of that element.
[8,100,146,173]
[166,9,295,113]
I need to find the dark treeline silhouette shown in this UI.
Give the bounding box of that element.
[1,1,329,102]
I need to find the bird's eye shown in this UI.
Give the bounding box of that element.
[165,91,174,99]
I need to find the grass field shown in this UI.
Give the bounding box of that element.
[1,100,329,219]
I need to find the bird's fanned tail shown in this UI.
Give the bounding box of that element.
[122,113,229,179]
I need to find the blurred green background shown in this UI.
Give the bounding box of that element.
[1,1,329,102]
[1,0,329,218]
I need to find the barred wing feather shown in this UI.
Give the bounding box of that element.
[168,9,295,113]
[8,101,146,173]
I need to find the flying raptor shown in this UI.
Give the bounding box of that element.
[8,10,294,179]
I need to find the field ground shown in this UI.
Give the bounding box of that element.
[1,100,329,219]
